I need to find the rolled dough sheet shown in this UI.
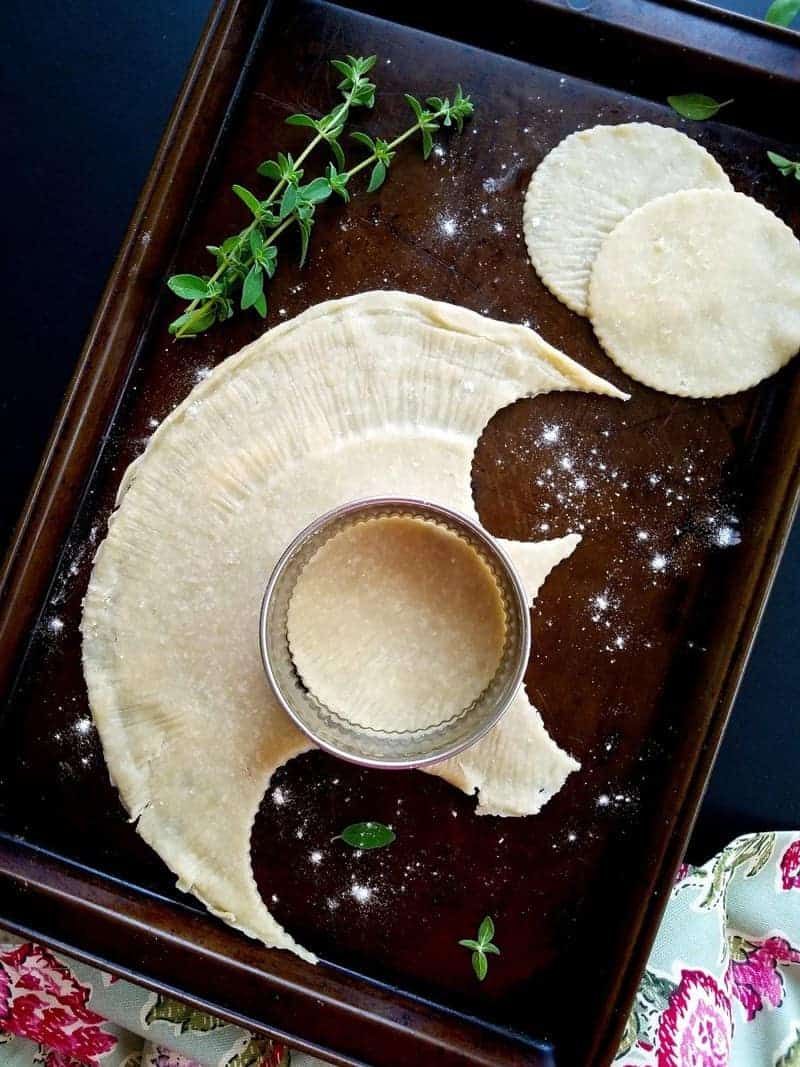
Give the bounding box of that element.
[81,290,626,961]
[287,515,508,732]
[523,122,731,316]
[588,189,800,397]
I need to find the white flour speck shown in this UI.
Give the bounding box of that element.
[351,884,372,904]
[271,787,287,806]
[48,617,64,634]
[597,794,610,807]
[593,593,609,612]
[637,530,650,541]
[310,850,323,865]
[493,221,504,233]
[75,717,92,736]
[148,417,159,429]
[437,213,458,237]
[651,554,668,573]
[715,525,741,548]
[195,367,211,382]
[541,424,561,444]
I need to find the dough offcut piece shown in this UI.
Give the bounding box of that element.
[82,291,626,961]
[523,122,731,316]
[589,189,800,397]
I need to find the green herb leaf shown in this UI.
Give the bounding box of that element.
[167,273,210,300]
[256,158,281,180]
[249,229,265,257]
[351,131,376,152]
[232,184,262,217]
[337,821,396,850]
[458,939,482,951]
[405,93,424,123]
[367,160,387,192]
[253,291,267,318]
[767,150,800,178]
[329,138,346,169]
[478,916,495,945]
[241,263,264,310]
[765,0,800,25]
[279,183,299,220]
[421,127,434,160]
[298,215,314,268]
[168,305,216,337]
[301,176,333,204]
[286,113,320,129]
[327,163,351,202]
[667,94,733,120]
[261,243,278,277]
[483,943,501,956]
[472,951,488,982]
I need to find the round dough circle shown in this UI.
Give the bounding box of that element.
[287,515,507,732]
[523,122,731,316]
[588,189,800,398]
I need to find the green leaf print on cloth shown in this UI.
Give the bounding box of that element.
[144,995,225,1035]
[695,832,775,910]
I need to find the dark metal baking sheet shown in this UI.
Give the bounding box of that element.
[1,1,799,1063]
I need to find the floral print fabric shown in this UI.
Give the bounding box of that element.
[618,832,800,1066]
[1,832,798,1066]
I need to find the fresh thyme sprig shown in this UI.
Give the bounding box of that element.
[167,64,473,338]
[168,55,376,336]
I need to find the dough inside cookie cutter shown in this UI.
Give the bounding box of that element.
[260,496,531,769]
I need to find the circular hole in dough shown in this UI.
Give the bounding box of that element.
[523,122,732,316]
[286,515,508,733]
[588,188,800,398]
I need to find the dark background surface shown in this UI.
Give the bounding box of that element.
[0,0,797,873]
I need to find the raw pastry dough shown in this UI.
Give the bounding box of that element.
[523,123,731,316]
[287,515,508,732]
[82,291,626,961]
[588,189,800,397]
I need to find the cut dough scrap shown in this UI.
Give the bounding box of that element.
[523,122,731,315]
[287,516,508,733]
[588,189,800,397]
[82,291,625,961]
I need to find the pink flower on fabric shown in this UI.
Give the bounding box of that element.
[0,942,117,1063]
[780,839,800,890]
[656,968,732,1067]
[727,936,800,1021]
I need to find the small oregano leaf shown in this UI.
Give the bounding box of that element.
[667,94,733,121]
[336,822,396,850]
[167,274,210,300]
[765,0,800,26]
[472,951,488,982]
